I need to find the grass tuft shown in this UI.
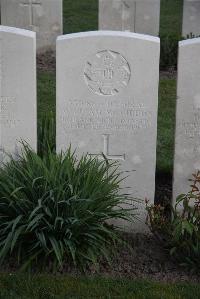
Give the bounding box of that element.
[0,144,135,270]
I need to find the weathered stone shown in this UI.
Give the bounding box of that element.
[1,0,63,52]
[0,26,37,161]
[173,38,200,204]
[99,0,160,36]
[182,0,200,38]
[56,31,160,232]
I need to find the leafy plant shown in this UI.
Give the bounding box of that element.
[0,144,135,270]
[38,112,55,157]
[146,172,200,272]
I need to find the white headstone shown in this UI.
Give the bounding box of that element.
[173,38,200,203]
[182,0,200,38]
[56,31,160,232]
[99,0,160,36]
[1,0,63,52]
[0,26,37,161]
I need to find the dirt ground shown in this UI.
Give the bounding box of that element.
[2,233,199,283]
[96,233,200,283]
[37,51,56,73]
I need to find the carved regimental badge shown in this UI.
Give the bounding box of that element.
[84,50,131,96]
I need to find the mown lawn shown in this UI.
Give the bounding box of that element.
[160,0,183,36]
[37,72,55,120]
[0,274,199,299]
[157,79,176,173]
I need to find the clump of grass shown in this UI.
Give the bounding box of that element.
[0,144,135,270]
[38,112,56,157]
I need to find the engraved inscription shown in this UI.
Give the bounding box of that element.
[0,96,21,163]
[0,97,21,128]
[91,134,125,161]
[61,99,152,132]
[84,50,131,96]
[178,112,200,138]
[20,0,42,29]
[0,39,20,130]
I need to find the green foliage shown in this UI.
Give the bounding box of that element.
[0,145,135,271]
[160,0,183,36]
[37,72,55,120]
[157,79,176,174]
[160,34,182,69]
[147,172,200,272]
[63,0,98,34]
[38,113,56,157]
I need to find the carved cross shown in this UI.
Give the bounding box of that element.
[91,134,125,161]
[20,0,41,29]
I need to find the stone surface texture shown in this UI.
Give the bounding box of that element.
[0,26,37,161]
[57,31,160,232]
[1,0,63,52]
[182,0,200,37]
[173,38,200,204]
[99,0,160,36]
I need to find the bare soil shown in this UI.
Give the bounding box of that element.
[1,232,199,283]
[96,233,200,283]
[37,51,56,73]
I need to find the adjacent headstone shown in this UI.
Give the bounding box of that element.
[1,0,63,52]
[99,0,160,36]
[173,38,200,203]
[56,31,160,232]
[0,26,37,161]
[182,0,200,38]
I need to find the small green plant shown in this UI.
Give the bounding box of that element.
[0,144,135,271]
[38,112,56,157]
[146,172,200,272]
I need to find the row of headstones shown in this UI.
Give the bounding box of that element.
[0,25,199,232]
[100,0,200,37]
[0,0,160,52]
[1,0,200,53]
[0,0,63,52]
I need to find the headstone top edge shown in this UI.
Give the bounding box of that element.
[0,26,36,38]
[179,37,200,47]
[57,31,160,44]
[184,0,200,2]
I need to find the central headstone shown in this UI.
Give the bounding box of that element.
[99,0,160,36]
[1,0,63,52]
[57,31,160,232]
[0,26,36,161]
